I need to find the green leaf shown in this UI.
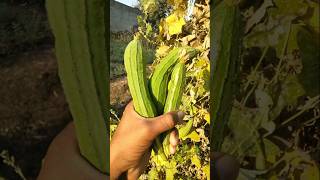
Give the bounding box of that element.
[245,0,273,33]
[165,160,177,180]
[256,146,266,170]
[300,164,320,180]
[148,167,159,180]
[306,1,319,34]
[225,106,259,156]
[282,75,305,105]
[270,0,308,18]
[264,139,281,164]
[244,0,308,55]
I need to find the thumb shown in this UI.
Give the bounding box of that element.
[149,111,185,136]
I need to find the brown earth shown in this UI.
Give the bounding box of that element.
[0,49,70,179]
[110,76,131,115]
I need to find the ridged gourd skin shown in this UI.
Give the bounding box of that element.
[46,0,109,173]
[163,62,186,113]
[162,62,186,157]
[124,37,167,160]
[124,37,157,118]
[149,47,197,114]
[210,2,241,151]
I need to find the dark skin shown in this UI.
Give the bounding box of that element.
[38,102,239,180]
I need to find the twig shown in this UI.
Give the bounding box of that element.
[281,97,320,126]
[244,46,269,91]
[241,80,258,106]
[270,22,292,84]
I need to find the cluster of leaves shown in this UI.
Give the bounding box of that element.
[137,0,210,179]
[221,0,319,179]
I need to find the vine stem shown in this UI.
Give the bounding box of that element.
[241,81,258,106]
[280,98,320,126]
[270,22,292,84]
[244,46,269,92]
[303,115,320,126]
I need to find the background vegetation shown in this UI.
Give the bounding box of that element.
[220,0,319,179]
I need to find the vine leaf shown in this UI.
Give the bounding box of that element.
[306,1,319,33]
[203,164,210,178]
[282,75,305,106]
[165,13,186,35]
[300,163,320,180]
[191,155,201,168]
[183,131,200,142]
[245,0,273,33]
[165,159,177,180]
[244,0,308,56]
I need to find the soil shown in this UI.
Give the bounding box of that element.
[0,49,131,179]
[110,76,132,116]
[0,48,70,179]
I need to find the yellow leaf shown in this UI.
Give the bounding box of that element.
[167,0,185,7]
[156,45,170,57]
[142,0,158,14]
[159,19,166,35]
[199,109,210,124]
[204,112,210,124]
[191,155,201,168]
[165,13,185,35]
[300,163,320,180]
[184,131,200,142]
[165,159,177,180]
[203,164,210,178]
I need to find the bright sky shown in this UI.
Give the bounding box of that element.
[115,0,138,7]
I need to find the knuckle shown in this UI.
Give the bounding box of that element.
[165,113,175,122]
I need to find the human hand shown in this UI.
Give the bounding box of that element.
[212,152,240,180]
[37,122,108,180]
[110,102,184,180]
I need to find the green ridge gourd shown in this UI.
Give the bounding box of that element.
[149,47,197,114]
[162,62,186,157]
[46,0,109,173]
[210,1,242,151]
[124,37,157,117]
[124,37,167,160]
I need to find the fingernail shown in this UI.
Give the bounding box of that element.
[177,111,185,120]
